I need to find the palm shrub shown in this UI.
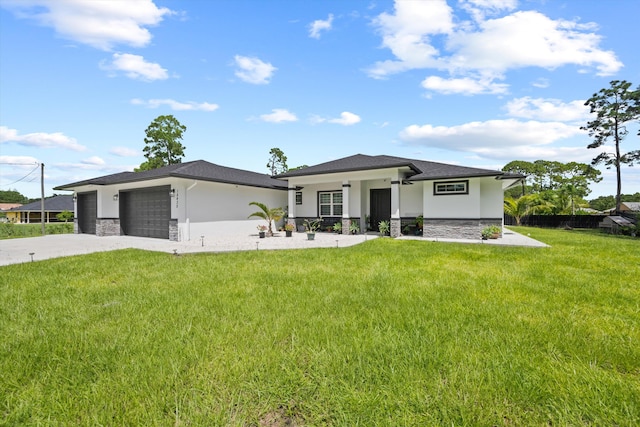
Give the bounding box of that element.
[248,202,284,236]
[504,195,547,225]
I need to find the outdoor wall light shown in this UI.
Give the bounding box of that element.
[113,194,119,201]
[170,188,176,197]
[72,195,77,202]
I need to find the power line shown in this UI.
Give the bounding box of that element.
[0,164,40,186]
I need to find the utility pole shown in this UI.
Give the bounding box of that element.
[40,163,45,235]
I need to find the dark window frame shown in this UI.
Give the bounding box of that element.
[433,180,469,195]
[318,190,343,217]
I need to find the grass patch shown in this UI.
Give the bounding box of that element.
[0,222,73,239]
[1,227,639,425]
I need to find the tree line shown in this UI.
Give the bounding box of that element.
[504,80,639,215]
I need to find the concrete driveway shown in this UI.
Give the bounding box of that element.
[0,228,547,266]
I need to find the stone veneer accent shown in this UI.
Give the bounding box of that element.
[169,219,179,241]
[423,219,502,240]
[390,218,402,238]
[96,218,120,237]
[341,218,351,235]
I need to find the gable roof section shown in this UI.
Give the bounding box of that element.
[622,202,640,211]
[277,154,513,181]
[54,160,288,191]
[8,195,73,212]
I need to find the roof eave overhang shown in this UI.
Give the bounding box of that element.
[409,172,504,182]
[276,162,419,179]
[55,173,288,191]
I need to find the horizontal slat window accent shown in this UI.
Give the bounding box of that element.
[433,180,469,195]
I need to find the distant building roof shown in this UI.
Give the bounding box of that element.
[54,160,287,191]
[7,195,73,212]
[600,215,635,227]
[621,202,640,212]
[0,203,22,211]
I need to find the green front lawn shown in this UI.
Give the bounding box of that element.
[1,227,639,426]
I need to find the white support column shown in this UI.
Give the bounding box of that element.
[390,180,401,237]
[342,181,350,218]
[287,187,297,219]
[390,180,400,219]
[342,181,351,235]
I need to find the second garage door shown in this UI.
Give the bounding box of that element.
[120,186,170,239]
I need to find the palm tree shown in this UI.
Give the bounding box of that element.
[503,195,537,226]
[248,202,284,236]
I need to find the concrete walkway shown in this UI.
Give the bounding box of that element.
[0,228,547,266]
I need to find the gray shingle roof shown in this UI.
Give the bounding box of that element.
[276,154,513,181]
[54,160,288,191]
[8,195,73,212]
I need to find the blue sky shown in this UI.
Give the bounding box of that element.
[1,0,639,200]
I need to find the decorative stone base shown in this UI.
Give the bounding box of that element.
[169,219,179,241]
[96,218,120,237]
[390,218,402,238]
[341,218,351,235]
[423,219,502,240]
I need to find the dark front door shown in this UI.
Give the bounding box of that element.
[370,188,391,231]
[77,191,97,234]
[120,186,170,239]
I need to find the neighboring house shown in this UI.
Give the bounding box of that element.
[599,215,635,234]
[620,202,640,212]
[276,154,522,239]
[54,160,288,241]
[0,203,22,211]
[5,195,73,224]
[0,203,22,223]
[56,155,521,241]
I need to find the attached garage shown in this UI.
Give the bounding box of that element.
[53,160,293,241]
[76,191,97,234]
[120,186,170,239]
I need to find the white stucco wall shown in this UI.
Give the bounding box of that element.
[399,182,423,217]
[182,181,286,222]
[480,178,504,218]
[176,181,287,241]
[423,178,481,219]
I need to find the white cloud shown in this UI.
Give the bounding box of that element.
[81,156,105,166]
[259,109,298,123]
[505,97,590,122]
[447,11,622,76]
[367,0,453,78]
[368,1,622,84]
[0,155,38,164]
[311,111,361,126]
[109,147,140,157]
[0,126,86,151]
[1,0,173,51]
[309,14,334,39]
[130,98,219,111]
[101,53,168,81]
[421,75,508,95]
[399,119,586,161]
[234,55,276,84]
[328,112,361,126]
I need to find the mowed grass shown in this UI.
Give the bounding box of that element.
[1,227,638,426]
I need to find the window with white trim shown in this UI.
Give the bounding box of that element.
[434,180,468,195]
[319,191,342,216]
